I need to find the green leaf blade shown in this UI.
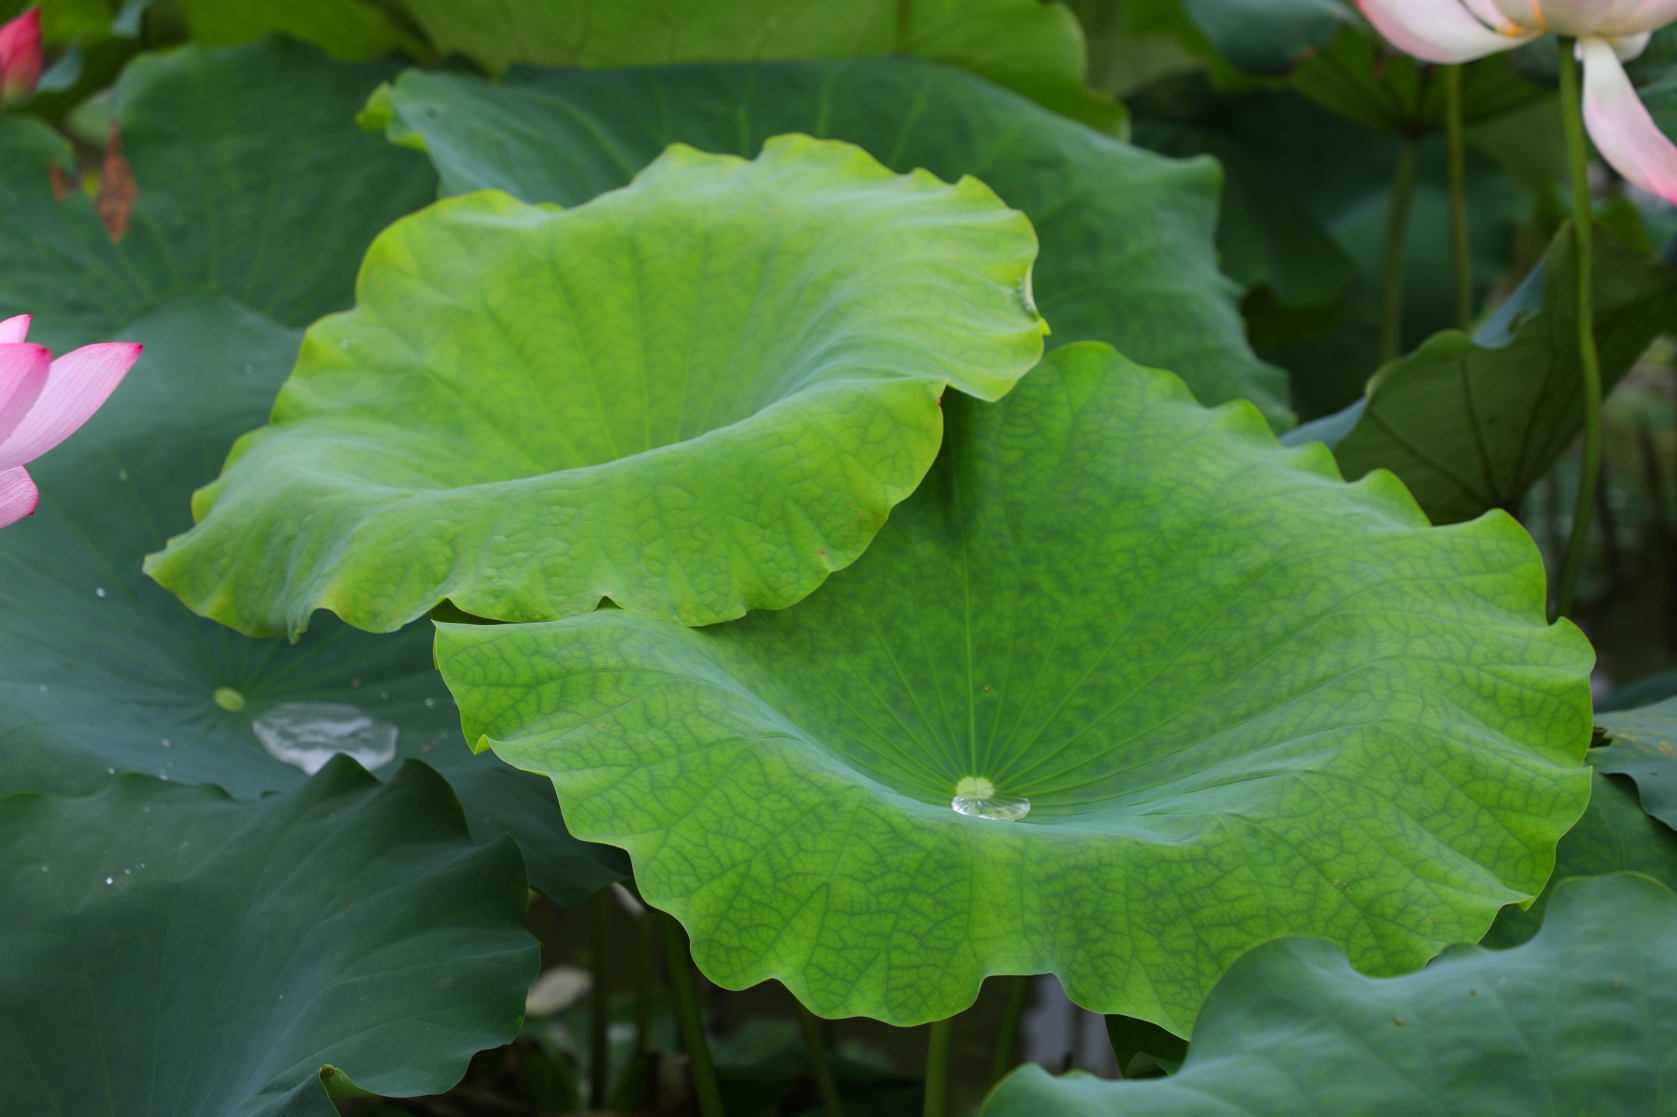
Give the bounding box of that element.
[148,135,1047,637]
[437,341,1591,1030]
[0,759,536,1117]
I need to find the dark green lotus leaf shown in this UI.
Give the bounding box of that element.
[392,0,1125,135]
[173,0,427,59]
[1300,223,1677,524]
[984,872,1677,1116]
[362,57,1290,425]
[1289,25,1547,134]
[1178,0,1350,75]
[0,36,434,355]
[0,758,535,1117]
[1596,697,1677,830]
[435,342,1591,1031]
[1483,758,1677,947]
[0,291,626,904]
[147,135,1047,638]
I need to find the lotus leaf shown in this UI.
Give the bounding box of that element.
[1483,760,1677,947]
[173,0,426,59]
[985,873,1677,1116]
[0,36,434,354]
[0,290,626,904]
[1296,224,1677,524]
[392,0,1125,135]
[147,135,1047,638]
[0,758,536,1117]
[1596,696,1677,830]
[362,58,1290,424]
[435,342,1591,1031]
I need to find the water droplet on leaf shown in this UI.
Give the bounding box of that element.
[253,702,398,775]
[951,776,1030,822]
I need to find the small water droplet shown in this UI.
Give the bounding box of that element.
[950,776,1030,822]
[338,338,351,350]
[253,702,398,775]
[105,877,113,885]
[243,364,253,374]
[379,691,388,699]
[425,697,436,708]
[161,738,170,747]
[38,684,46,691]
[40,865,48,872]
[213,687,245,712]
[106,767,114,774]
[117,470,127,481]
[95,587,105,598]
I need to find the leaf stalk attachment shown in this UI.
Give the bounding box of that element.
[923,1016,953,1117]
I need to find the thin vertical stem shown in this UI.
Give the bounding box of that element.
[923,1018,954,1117]
[589,889,611,1110]
[635,899,657,1053]
[1379,136,1422,365]
[990,976,1030,1086]
[1444,63,1473,330]
[1556,37,1603,620]
[658,911,726,1117]
[794,1001,846,1117]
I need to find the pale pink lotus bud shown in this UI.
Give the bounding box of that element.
[0,8,41,109]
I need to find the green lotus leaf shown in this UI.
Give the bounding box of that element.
[1596,696,1677,830]
[0,290,626,905]
[147,134,1047,638]
[1482,758,1677,947]
[435,342,1591,1031]
[0,758,535,1117]
[362,58,1290,425]
[392,0,1125,135]
[0,36,434,354]
[983,873,1677,1116]
[1292,224,1677,524]
[172,0,427,59]
[1177,0,1350,75]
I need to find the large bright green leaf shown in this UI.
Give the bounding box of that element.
[0,758,536,1117]
[1597,696,1677,830]
[0,290,627,905]
[435,342,1591,1031]
[391,0,1125,134]
[362,58,1290,424]
[173,0,427,59]
[1295,224,1677,524]
[148,135,1047,638]
[0,36,435,355]
[1483,760,1677,947]
[983,872,1677,1117]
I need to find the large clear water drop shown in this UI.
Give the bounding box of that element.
[951,776,1030,822]
[253,702,398,775]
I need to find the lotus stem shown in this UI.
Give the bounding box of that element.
[923,1017,954,1117]
[589,888,611,1110]
[1555,37,1603,621]
[794,1000,846,1117]
[1444,63,1472,330]
[658,910,726,1117]
[635,897,656,1053]
[1379,135,1421,365]
[990,976,1030,1085]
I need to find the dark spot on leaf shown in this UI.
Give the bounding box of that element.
[49,162,73,203]
[1393,1017,1406,1026]
[95,124,136,243]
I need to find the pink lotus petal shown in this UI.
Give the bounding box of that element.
[1581,36,1677,205]
[1357,0,1534,62]
[0,314,29,343]
[1613,0,1677,32]
[0,342,141,470]
[0,343,50,449]
[0,465,37,528]
[0,7,39,107]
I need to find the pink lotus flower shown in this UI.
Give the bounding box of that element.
[1357,0,1677,203]
[0,7,40,109]
[0,314,142,528]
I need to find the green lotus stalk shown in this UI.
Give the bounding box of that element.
[589,889,611,1110]
[1379,136,1421,364]
[1444,63,1473,330]
[635,905,656,1054]
[923,1017,954,1117]
[1556,38,1603,619]
[795,1001,845,1117]
[658,911,725,1117]
[991,976,1030,1085]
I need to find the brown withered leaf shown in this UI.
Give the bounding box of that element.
[95,124,137,243]
[49,162,74,203]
